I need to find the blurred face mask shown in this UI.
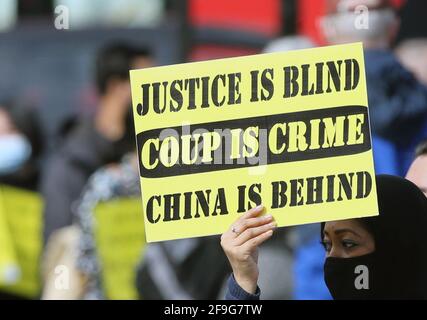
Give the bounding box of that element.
[0,134,32,175]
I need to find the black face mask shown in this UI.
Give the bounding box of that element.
[324,252,379,300]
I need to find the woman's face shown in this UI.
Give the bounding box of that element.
[322,219,375,258]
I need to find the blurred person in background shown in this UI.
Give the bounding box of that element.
[0,100,43,190]
[43,152,139,299]
[0,100,43,300]
[41,43,154,244]
[43,149,232,300]
[405,139,427,196]
[320,0,427,146]
[135,234,231,300]
[396,38,427,87]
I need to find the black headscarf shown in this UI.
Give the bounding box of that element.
[321,175,427,299]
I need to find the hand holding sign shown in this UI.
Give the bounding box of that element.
[220,205,276,294]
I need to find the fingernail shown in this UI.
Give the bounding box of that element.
[264,214,273,220]
[256,204,264,211]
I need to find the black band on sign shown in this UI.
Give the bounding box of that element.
[136,105,371,178]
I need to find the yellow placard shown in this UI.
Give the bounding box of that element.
[0,185,42,298]
[0,188,20,286]
[93,198,145,300]
[130,42,379,242]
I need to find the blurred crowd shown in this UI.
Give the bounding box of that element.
[1,0,427,300]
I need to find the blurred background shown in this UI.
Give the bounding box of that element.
[0,0,427,300]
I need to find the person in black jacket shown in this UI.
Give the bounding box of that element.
[41,43,154,244]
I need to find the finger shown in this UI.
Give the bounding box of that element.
[227,205,265,233]
[241,229,274,252]
[243,204,265,219]
[232,214,273,236]
[234,221,277,246]
[223,205,266,241]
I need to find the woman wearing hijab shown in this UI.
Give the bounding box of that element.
[221,175,427,299]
